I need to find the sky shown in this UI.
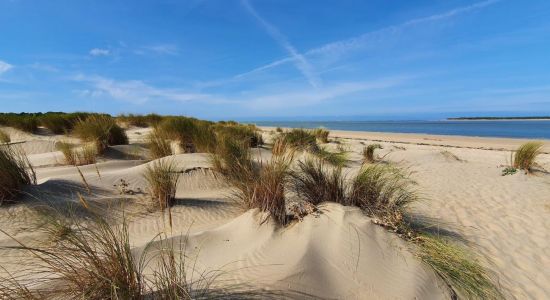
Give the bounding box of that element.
[0,0,549,120]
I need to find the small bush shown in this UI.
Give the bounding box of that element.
[290,159,347,206]
[362,144,382,163]
[147,129,173,159]
[0,129,10,144]
[513,141,543,172]
[0,145,36,204]
[143,159,181,210]
[275,127,283,133]
[501,167,517,176]
[73,115,128,153]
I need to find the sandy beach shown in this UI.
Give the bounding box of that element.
[1,125,549,299]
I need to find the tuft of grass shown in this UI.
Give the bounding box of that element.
[417,234,503,300]
[0,145,36,204]
[0,129,10,144]
[57,142,98,166]
[147,129,173,159]
[512,141,543,172]
[271,136,291,157]
[316,146,349,167]
[143,159,181,211]
[349,164,417,231]
[275,127,283,133]
[72,115,128,153]
[40,115,71,134]
[212,138,292,225]
[311,128,330,143]
[279,128,318,152]
[501,166,517,176]
[290,158,347,206]
[157,117,198,153]
[362,144,382,163]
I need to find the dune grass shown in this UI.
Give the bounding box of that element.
[362,144,382,163]
[290,157,502,298]
[311,128,330,143]
[0,129,10,144]
[147,129,174,159]
[416,234,503,299]
[278,128,318,152]
[212,137,292,225]
[290,159,347,205]
[73,115,128,153]
[117,113,163,128]
[57,141,98,166]
[143,159,181,211]
[512,141,544,172]
[0,145,36,204]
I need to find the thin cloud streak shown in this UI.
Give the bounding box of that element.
[0,60,13,74]
[231,0,501,80]
[241,0,321,87]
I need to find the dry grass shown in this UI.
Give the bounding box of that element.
[147,129,174,159]
[57,142,98,166]
[0,145,36,204]
[143,159,181,211]
[212,138,292,225]
[362,144,382,163]
[311,128,330,143]
[417,234,504,299]
[513,141,544,172]
[73,115,128,153]
[0,129,10,144]
[0,204,239,299]
[290,159,347,205]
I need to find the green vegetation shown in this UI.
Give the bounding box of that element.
[73,115,129,153]
[362,144,382,163]
[117,113,163,128]
[0,112,91,134]
[512,141,544,172]
[57,142,98,166]
[311,128,330,143]
[0,145,36,204]
[143,159,181,210]
[291,159,347,205]
[147,128,174,159]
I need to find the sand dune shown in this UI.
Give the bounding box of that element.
[1,126,549,299]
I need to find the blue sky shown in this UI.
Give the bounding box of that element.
[0,0,549,120]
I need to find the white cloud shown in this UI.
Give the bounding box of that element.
[140,44,179,55]
[73,74,228,105]
[89,48,110,56]
[0,60,13,74]
[241,0,321,88]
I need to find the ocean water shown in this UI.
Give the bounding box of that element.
[250,120,550,139]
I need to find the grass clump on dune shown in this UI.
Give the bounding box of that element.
[290,158,502,298]
[57,141,98,166]
[147,129,174,159]
[291,159,346,205]
[0,203,233,299]
[0,145,36,204]
[73,115,128,153]
[512,141,543,172]
[117,113,163,128]
[0,129,10,144]
[212,138,292,225]
[144,159,181,210]
[362,143,382,163]
[311,128,330,143]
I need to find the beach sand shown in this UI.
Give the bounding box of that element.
[1,126,549,299]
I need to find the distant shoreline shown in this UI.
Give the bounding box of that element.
[448,117,550,121]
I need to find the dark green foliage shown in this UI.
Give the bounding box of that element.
[0,145,36,204]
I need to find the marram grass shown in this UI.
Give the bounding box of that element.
[513,141,543,172]
[0,145,36,204]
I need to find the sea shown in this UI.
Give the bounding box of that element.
[250,120,550,140]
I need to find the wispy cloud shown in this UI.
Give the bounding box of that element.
[89,48,110,56]
[241,0,321,88]
[233,0,501,79]
[138,44,179,55]
[0,60,13,75]
[246,76,407,110]
[73,74,231,105]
